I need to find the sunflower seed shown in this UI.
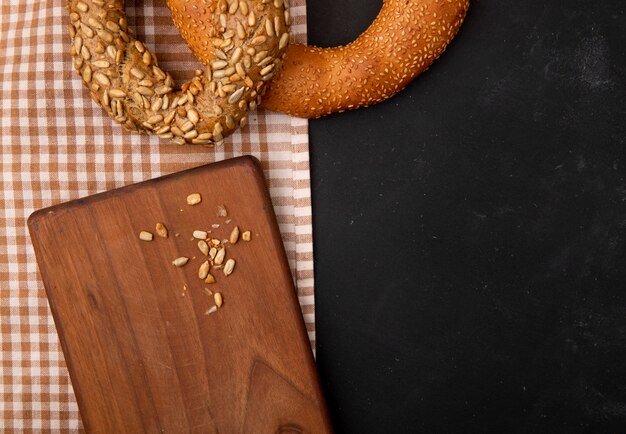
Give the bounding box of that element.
[181,120,194,132]
[212,60,228,70]
[248,11,256,27]
[279,32,290,50]
[243,54,252,69]
[258,56,273,67]
[228,87,244,104]
[205,305,218,315]
[164,110,176,125]
[129,67,144,80]
[105,45,116,60]
[153,66,167,80]
[81,24,94,38]
[154,85,172,95]
[139,231,153,241]
[265,18,275,37]
[214,248,226,265]
[231,46,243,64]
[97,29,113,43]
[138,79,154,87]
[82,64,92,82]
[260,64,274,76]
[234,63,246,79]
[105,21,120,32]
[225,115,235,129]
[220,13,228,28]
[116,48,124,64]
[253,50,268,63]
[109,88,126,98]
[275,16,282,35]
[198,240,209,256]
[250,35,266,46]
[92,59,110,69]
[142,95,151,109]
[274,0,283,7]
[134,40,145,53]
[93,0,104,5]
[187,108,199,124]
[209,247,218,260]
[162,94,170,110]
[214,292,223,307]
[151,97,163,112]
[80,45,91,60]
[76,1,89,12]
[187,193,201,205]
[147,114,163,124]
[240,0,249,15]
[229,226,240,244]
[222,84,236,93]
[142,51,152,66]
[229,0,239,14]
[171,126,184,136]
[155,125,170,135]
[236,22,246,40]
[184,130,198,140]
[155,222,168,238]
[172,257,189,267]
[223,259,235,276]
[94,72,110,86]
[74,35,83,53]
[136,86,154,96]
[213,122,224,136]
[198,261,210,280]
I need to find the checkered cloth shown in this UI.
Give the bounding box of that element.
[0,0,314,430]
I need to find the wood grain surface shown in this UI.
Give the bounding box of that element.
[27,156,331,433]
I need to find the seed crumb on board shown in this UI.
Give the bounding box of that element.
[155,223,168,238]
[172,256,189,267]
[187,193,202,205]
[136,194,256,316]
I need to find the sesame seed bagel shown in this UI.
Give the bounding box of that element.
[67,0,289,145]
[169,0,469,118]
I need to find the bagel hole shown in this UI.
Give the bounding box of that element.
[126,0,204,85]
[307,0,381,46]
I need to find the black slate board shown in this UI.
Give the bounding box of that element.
[309,0,626,432]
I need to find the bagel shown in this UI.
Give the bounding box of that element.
[67,0,289,145]
[168,0,470,119]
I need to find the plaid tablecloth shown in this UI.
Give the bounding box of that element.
[0,0,314,430]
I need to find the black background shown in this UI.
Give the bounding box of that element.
[308,0,626,432]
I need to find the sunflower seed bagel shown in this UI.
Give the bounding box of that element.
[169,0,469,119]
[67,0,289,145]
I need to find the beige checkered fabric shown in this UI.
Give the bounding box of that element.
[0,0,314,430]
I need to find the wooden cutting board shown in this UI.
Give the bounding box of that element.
[28,156,332,433]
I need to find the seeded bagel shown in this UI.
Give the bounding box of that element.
[67,0,289,145]
[169,0,469,118]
